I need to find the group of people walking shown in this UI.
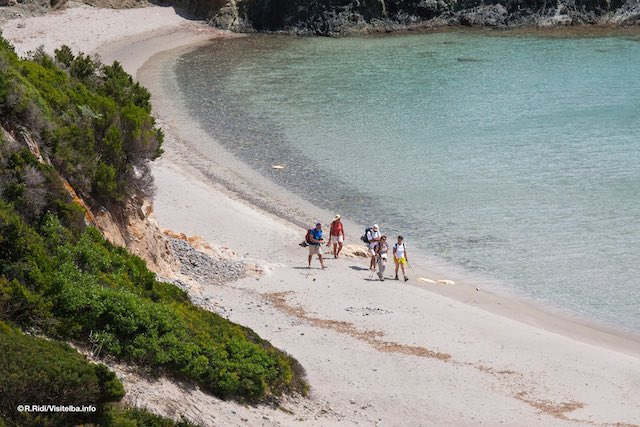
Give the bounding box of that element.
[364,224,410,282]
[304,215,410,282]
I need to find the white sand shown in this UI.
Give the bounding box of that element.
[5,6,640,426]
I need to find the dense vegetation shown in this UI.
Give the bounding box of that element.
[0,34,306,425]
[0,320,197,426]
[0,37,161,210]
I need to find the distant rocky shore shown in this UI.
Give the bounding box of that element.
[160,0,640,35]
[2,0,639,35]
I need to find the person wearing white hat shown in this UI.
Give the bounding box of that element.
[327,214,345,259]
[366,224,381,270]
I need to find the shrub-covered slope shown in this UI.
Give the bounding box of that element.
[0,321,199,426]
[0,38,162,212]
[0,34,307,425]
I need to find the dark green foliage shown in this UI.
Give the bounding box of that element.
[102,407,199,427]
[0,321,202,427]
[54,45,74,68]
[0,208,303,400]
[0,34,162,209]
[101,61,152,113]
[68,52,99,82]
[0,321,124,426]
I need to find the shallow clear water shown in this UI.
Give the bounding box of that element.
[174,31,640,331]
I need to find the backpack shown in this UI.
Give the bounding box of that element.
[393,242,405,251]
[300,229,312,247]
[360,227,373,243]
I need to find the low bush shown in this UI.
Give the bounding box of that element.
[0,209,303,400]
[0,33,162,210]
[0,320,123,426]
[0,321,203,426]
[101,407,198,427]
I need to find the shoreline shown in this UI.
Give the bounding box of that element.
[5,6,640,425]
[136,24,640,424]
[136,34,640,351]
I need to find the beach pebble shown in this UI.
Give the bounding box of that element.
[170,238,246,285]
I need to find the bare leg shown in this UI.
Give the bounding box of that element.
[401,264,407,280]
[337,242,343,257]
[332,243,338,258]
[319,254,326,269]
[308,254,312,267]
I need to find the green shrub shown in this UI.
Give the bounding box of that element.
[101,61,152,112]
[0,192,306,402]
[0,320,124,426]
[0,321,203,427]
[53,45,74,68]
[102,407,199,427]
[1,34,162,209]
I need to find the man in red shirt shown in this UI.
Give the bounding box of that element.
[327,214,345,259]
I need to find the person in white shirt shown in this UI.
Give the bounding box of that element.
[393,235,409,281]
[367,224,381,270]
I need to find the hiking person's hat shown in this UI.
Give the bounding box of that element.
[373,224,379,230]
[334,214,341,221]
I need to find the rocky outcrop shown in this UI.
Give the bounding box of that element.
[152,0,640,34]
[610,0,640,23]
[99,200,180,278]
[455,4,508,26]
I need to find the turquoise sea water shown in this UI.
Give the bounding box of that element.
[174,31,640,331]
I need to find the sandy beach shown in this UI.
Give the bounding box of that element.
[5,5,640,426]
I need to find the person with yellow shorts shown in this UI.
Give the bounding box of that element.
[393,235,409,281]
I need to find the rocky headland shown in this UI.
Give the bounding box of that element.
[2,0,640,34]
[158,0,640,35]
